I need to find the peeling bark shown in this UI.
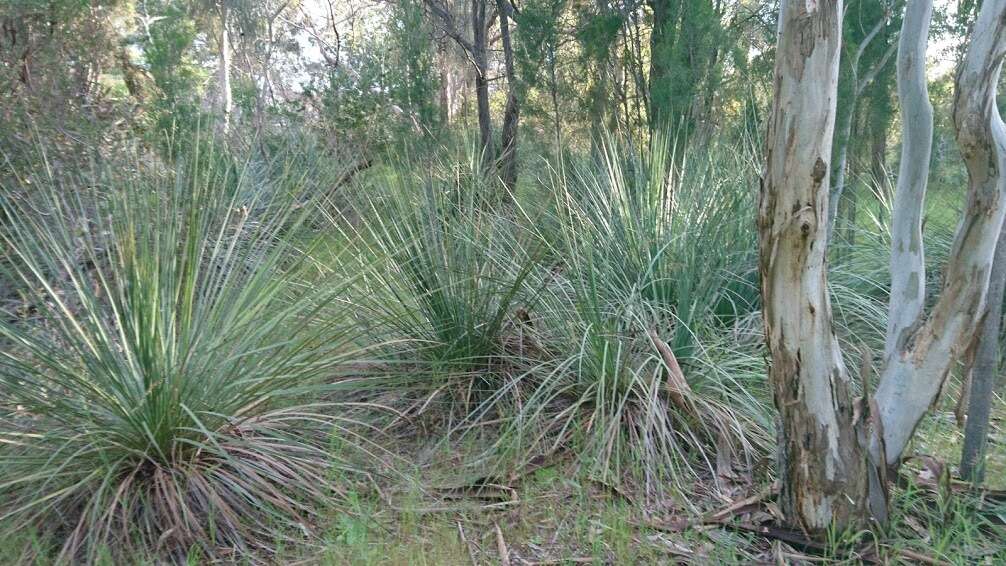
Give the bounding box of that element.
[875,0,1006,466]
[760,0,871,531]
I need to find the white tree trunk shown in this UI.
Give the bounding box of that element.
[828,105,855,239]
[827,12,895,240]
[218,1,233,135]
[759,0,870,531]
[875,0,1006,466]
[763,0,1006,533]
[884,0,932,362]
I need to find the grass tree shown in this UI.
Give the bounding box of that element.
[760,0,1006,532]
[0,147,374,562]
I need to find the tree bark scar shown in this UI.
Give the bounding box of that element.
[797,15,816,60]
[812,157,828,185]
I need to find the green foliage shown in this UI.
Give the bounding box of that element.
[648,0,726,139]
[387,0,440,131]
[546,134,759,359]
[573,7,622,62]
[329,150,539,386]
[0,0,132,177]
[312,0,440,149]
[515,0,566,78]
[141,4,209,138]
[0,143,370,562]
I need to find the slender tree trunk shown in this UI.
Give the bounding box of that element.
[870,121,888,191]
[628,9,648,137]
[647,0,674,133]
[438,38,451,127]
[884,0,932,364]
[589,66,608,156]
[839,176,859,248]
[870,119,890,227]
[218,1,233,135]
[472,0,493,168]
[828,101,856,241]
[549,42,561,153]
[421,0,474,134]
[759,0,871,532]
[588,0,609,153]
[497,0,519,194]
[647,0,719,147]
[960,222,1006,482]
[827,11,896,238]
[875,0,1006,467]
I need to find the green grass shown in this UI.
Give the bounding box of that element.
[270,450,1006,565]
[327,154,541,379]
[0,143,377,562]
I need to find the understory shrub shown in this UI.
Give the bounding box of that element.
[0,146,371,562]
[325,152,542,412]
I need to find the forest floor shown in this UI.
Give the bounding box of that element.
[275,384,1006,566]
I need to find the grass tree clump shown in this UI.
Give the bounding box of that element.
[328,154,541,409]
[0,149,370,562]
[477,269,773,503]
[459,140,773,500]
[545,136,761,360]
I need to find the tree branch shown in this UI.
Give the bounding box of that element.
[856,38,899,96]
[421,0,474,55]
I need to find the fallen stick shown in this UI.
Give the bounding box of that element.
[457,521,479,566]
[634,483,778,533]
[494,522,511,566]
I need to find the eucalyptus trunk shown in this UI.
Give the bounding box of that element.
[759,0,871,531]
[874,0,1006,466]
[959,222,1006,482]
[472,0,493,168]
[745,0,1006,535]
[217,1,233,135]
[497,0,519,194]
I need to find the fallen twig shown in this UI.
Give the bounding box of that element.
[648,328,695,415]
[457,521,479,566]
[635,482,779,533]
[494,522,511,566]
